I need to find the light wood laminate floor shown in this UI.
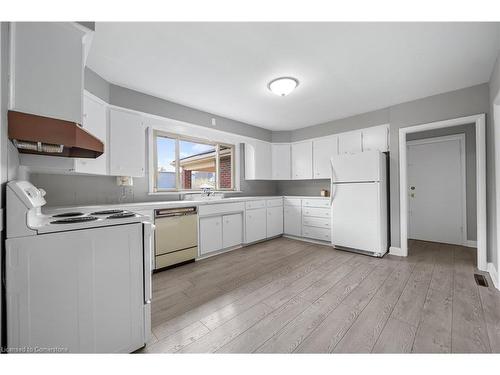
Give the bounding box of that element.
[142,237,500,353]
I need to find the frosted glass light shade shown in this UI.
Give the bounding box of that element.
[268,77,299,96]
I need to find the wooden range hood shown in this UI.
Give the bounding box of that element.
[8,110,104,158]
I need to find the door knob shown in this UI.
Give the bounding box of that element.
[410,186,415,190]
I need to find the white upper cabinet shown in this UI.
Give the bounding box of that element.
[338,130,362,155]
[10,22,91,123]
[313,136,338,179]
[244,141,272,180]
[272,144,291,180]
[74,93,108,175]
[291,141,313,180]
[362,124,389,152]
[109,108,145,177]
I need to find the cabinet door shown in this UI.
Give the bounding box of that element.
[362,125,389,152]
[75,93,108,175]
[291,141,313,180]
[284,205,302,237]
[109,108,145,177]
[10,23,85,124]
[338,131,362,155]
[245,141,272,180]
[245,208,267,243]
[199,216,223,255]
[272,144,291,180]
[266,206,284,238]
[222,213,243,248]
[313,136,338,179]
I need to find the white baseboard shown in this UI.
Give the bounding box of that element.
[389,246,405,256]
[487,262,499,290]
[282,235,332,246]
[465,240,477,248]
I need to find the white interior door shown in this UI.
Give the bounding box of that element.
[407,135,466,245]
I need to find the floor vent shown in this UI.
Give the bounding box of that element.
[474,274,489,287]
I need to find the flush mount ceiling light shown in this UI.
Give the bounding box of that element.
[268,77,299,97]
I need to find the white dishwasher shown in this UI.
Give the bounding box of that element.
[154,207,198,270]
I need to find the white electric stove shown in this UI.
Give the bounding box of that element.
[5,180,154,353]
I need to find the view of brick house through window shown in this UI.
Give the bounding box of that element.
[155,132,234,191]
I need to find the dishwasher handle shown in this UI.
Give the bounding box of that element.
[155,207,197,218]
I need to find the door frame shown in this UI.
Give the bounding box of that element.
[398,114,486,272]
[406,134,467,246]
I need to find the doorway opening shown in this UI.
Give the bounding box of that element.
[399,114,487,271]
[407,133,469,246]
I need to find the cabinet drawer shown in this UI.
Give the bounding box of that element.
[266,198,283,207]
[198,202,244,216]
[302,216,331,229]
[302,199,330,208]
[302,226,331,242]
[283,198,301,207]
[245,200,266,210]
[302,207,331,218]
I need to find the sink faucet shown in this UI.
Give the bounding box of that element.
[200,185,214,198]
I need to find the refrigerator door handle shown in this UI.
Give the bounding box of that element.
[330,159,336,205]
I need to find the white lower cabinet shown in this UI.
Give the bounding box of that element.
[302,226,331,242]
[245,208,267,243]
[284,205,302,237]
[266,206,283,237]
[222,213,243,248]
[199,216,223,255]
[302,199,332,242]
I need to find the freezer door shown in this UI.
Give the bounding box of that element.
[331,182,384,253]
[331,150,384,183]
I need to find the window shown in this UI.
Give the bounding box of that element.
[154,131,235,192]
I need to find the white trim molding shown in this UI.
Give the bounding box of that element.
[487,263,499,290]
[389,246,404,256]
[399,114,487,272]
[466,240,478,248]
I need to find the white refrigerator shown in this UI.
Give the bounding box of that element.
[330,150,388,257]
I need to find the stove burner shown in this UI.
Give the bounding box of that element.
[107,212,136,219]
[90,209,125,215]
[51,216,99,224]
[52,212,85,218]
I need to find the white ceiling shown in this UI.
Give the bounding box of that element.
[87,22,500,131]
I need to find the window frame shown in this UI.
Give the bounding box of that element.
[153,130,236,193]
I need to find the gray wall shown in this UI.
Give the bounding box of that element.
[30,144,277,207]
[84,67,110,102]
[277,179,330,197]
[406,124,476,241]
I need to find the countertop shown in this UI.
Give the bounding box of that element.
[44,195,330,214]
